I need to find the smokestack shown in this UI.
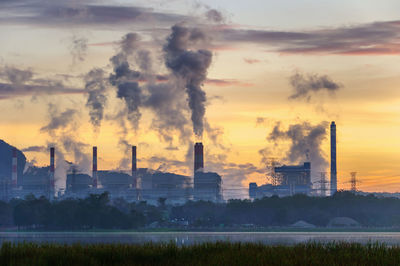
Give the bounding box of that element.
[132,145,137,188]
[49,147,55,198]
[11,148,17,188]
[330,121,337,195]
[92,146,98,188]
[194,142,204,173]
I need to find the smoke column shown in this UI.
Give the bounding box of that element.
[164,24,213,138]
[267,121,329,182]
[85,68,108,133]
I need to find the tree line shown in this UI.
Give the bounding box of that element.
[0,191,400,229]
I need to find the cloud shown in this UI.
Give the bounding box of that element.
[0,2,187,28]
[205,78,254,87]
[218,20,400,55]
[205,9,225,24]
[4,66,33,84]
[243,58,261,64]
[0,66,84,100]
[255,117,268,126]
[289,72,342,101]
[21,145,47,153]
[0,83,85,100]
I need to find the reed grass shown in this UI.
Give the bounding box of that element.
[1,241,400,266]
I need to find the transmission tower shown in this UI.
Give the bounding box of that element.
[319,172,329,196]
[350,172,357,192]
[265,157,281,186]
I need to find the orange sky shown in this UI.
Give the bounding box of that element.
[0,0,400,197]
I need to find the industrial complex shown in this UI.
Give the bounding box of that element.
[0,140,223,205]
[0,122,338,203]
[249,121,337,199]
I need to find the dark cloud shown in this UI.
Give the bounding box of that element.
[219,20,400,55]
[289,72,342,101]
[0,83,84,99]
[205,9,225,24]
[4,66,33,84]
[0,66,84,100]
[164,24,213,137]
[0,2,186,28]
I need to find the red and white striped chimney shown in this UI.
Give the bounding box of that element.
[92,146,98,188]
[11,148,17,187]
[132,145,137,188]
[50,147,55,196]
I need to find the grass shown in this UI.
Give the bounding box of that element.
[1,242,400,265]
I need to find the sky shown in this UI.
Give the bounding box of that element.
[0,0,400,198]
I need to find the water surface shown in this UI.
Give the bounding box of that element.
[1,232,400,245]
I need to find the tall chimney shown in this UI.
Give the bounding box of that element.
[11,148,17,188]
[330,121,337,195]
[132,145,137,188]
[92,146,98,188]
[194,142,204,173]
[49,147,55,198]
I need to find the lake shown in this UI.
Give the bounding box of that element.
[2,232,400,245]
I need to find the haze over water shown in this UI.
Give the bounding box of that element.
[2,232,400,246]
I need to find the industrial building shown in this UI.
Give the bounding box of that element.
[249,162,312,198]
[0,141,223,204]
[193,142,223,202]
[249,121,339,199]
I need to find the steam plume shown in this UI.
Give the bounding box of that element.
[267,121,329,174]
[109,33,143,130]
[164,24,213,138]
[84,68,108,132]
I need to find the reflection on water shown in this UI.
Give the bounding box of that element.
[1,232,400,245]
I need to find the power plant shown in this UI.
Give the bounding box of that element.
[249,121,338,198]
[0,141,223,204]
[249,162,312,198]
[0,122,338,203]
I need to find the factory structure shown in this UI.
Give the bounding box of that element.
[249,121,338,198]
[0,141,223,205]
[0,121,338,202]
